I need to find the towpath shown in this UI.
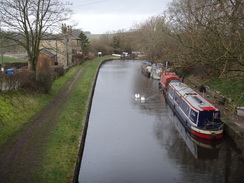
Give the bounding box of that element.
[0,63,90,182]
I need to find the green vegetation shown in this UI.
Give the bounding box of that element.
[32,57,105,182]
[0,56,112,182]
[79,32,90,55]
[86,34,103,40]
[0,55,242,182]
[1,56,27,63]
[0,90,53,146]
[207,77,244,106]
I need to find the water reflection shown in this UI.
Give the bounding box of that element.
[167,107,222,160]
[78,60,244,183]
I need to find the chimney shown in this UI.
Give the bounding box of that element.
[62,24,67,34]
[67,26,72,35]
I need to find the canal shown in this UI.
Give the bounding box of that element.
[78,60,244,183]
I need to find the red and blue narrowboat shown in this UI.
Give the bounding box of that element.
[166,80,224,140]
[159,71,180,91]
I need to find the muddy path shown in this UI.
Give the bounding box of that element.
[0,63,90,182]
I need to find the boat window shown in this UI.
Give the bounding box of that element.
[185,92,197,96]
[189,109,198,124]
[198,111,221,128]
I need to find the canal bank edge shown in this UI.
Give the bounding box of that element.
[186,77,244,155]
[224,120,244,154]
[72,60,244,182]
[72,59,115,183]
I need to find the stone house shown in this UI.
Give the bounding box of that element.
[40,24,81,70]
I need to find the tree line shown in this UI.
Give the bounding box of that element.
[0,0,243,79]
[90,0,243,78]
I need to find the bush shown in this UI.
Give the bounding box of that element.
[53,66,64,79]
[20,71,52,94]
[36,70,52,94]
[0,71,30,91]
[19,71,36,90]
[88,52,95,60]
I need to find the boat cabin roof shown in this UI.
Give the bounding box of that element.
[142,62,152,65]
[169,81,218,112]
[163,72,179,79]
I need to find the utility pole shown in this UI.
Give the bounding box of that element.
[1,52,3,72]
[0,16,3,72]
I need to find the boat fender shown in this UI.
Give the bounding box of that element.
[211,133,217,139]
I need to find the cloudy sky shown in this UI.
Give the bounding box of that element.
[69,0,172,34]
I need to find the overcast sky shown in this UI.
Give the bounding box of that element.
[69,0,172,34]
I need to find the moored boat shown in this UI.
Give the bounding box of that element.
[150,63,163,80]
[141,62,152,78]
[169,109,222,160]
[159,71,180,91]
[166,80,224,140]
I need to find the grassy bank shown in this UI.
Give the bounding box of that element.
[0,60,85,146]
[1,56,27,63]
[0,56,112,182]
[0,88,53,146]
[206,77,244,106]
[31,56,107,182]
[185,74,243,123]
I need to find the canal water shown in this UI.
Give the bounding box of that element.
[78,60,244,183]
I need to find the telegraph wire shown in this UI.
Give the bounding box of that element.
[73,0,109,8]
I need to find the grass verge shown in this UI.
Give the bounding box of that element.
[1,56,27,63]
[0,89,53,146]
[0,61,86,146]
[1,56,113,182]
[30,56,112,182]
[206,77,244,106]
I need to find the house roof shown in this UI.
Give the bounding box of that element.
[42,33,81,41]
[40,49,56,57]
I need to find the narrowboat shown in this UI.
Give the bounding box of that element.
[141,62,152,78]
[166,80,224,140]
[159,71,180,91]
[150,63,163,80]
[169,109,222,160]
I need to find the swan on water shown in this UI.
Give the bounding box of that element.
[135,93,140,98]
[141,96,145,101]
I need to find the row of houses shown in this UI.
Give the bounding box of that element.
[37,24,82,72]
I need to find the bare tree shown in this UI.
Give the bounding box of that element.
[89,32,113,55]
[0,0,72,71]
[166,0,244,76]
[133,15,172,62]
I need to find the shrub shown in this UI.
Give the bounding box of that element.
[0,71,30,91]
[88,52,95,60]
[20,71,36,90]
[36,70,52,94]
[53,66,64,79]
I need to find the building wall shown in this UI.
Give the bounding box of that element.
[40,30,81,70]
[36,51,55,72]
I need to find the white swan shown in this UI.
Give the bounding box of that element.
[135,93,140,99]
[140,96,145,101]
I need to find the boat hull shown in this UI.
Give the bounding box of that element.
[151,68,162,80]
[141,64,151,78]
[151,73,161,80]
[166,91,223,140]
[159,72,180,91]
